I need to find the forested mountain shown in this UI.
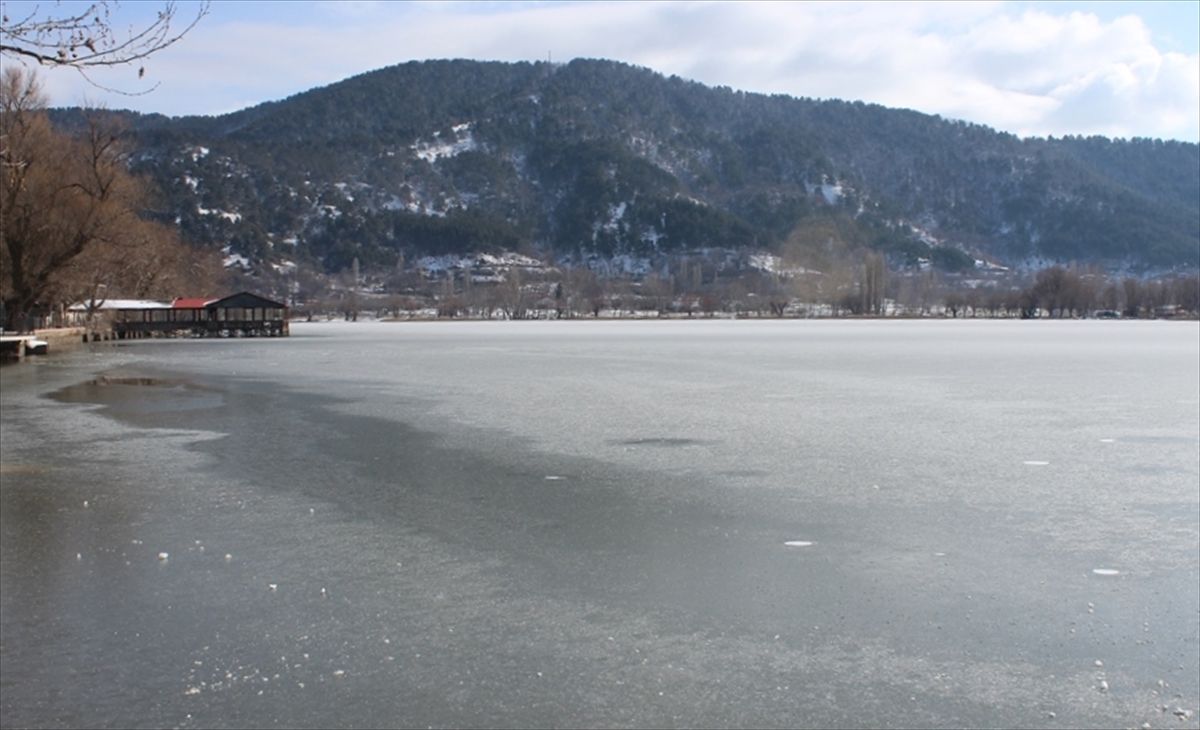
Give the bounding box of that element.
[50,59,1200,276]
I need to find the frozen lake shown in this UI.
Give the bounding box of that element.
[2,319,1198,728]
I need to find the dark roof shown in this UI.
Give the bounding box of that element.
[211,292,288,309]
[172,292,287,309]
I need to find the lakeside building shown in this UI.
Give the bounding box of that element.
[69,292,289,338]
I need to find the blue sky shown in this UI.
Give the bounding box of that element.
[4,0,1198,141]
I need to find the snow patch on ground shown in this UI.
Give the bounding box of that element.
[417,252,547,275]
[413,123,478,163]
[586,254,652,277]
[223,253,251,270]
[197,206,242,223]
[641,229,663,247]
[749,254,781,274]
[748,253,822,277]
[601,202,627,233]
[819,183,842,205]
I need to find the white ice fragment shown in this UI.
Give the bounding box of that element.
[320,587,327,597]
[784,541,815,547]
[158,552,169,561]
[1092,568,1120,576]
[76,553,82,560]
[544,475,565,481]
[309,508,315,515]
[268,583,278,591]
[933,552,947,557]
[83,500,89,508]
[1023,460,1050,466]
[184,686,201,696]
[1094,659,1104,667]
[332,670,345,678]
[1098,680,1109,692]
[1099,438,1116,443]
[224,554,232,562]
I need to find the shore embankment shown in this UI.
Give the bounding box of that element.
[0,327,94,362]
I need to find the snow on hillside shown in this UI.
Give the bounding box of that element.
[198,206,242,223]
[417,251,548,274]
[412,123,478,163]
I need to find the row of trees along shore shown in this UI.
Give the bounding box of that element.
[287,257,1200,322]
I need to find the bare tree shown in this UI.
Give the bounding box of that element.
[495,268,526,320]
[860,251,887,316]
[1121,277,1145,318]
[1,1,209,92]
[1,68,211,330]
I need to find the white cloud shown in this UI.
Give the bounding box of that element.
[27,0,1199,141]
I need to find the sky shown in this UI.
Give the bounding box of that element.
[4,0,1198,141]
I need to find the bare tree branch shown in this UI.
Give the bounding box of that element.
[1,1,208,91]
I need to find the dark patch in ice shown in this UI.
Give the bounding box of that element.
[0,463,48,476]
[614,437,713,448]
[91,375,182,387]
[49,370,224,420]
[1117,435,1200,446]
[716,469,769,478]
